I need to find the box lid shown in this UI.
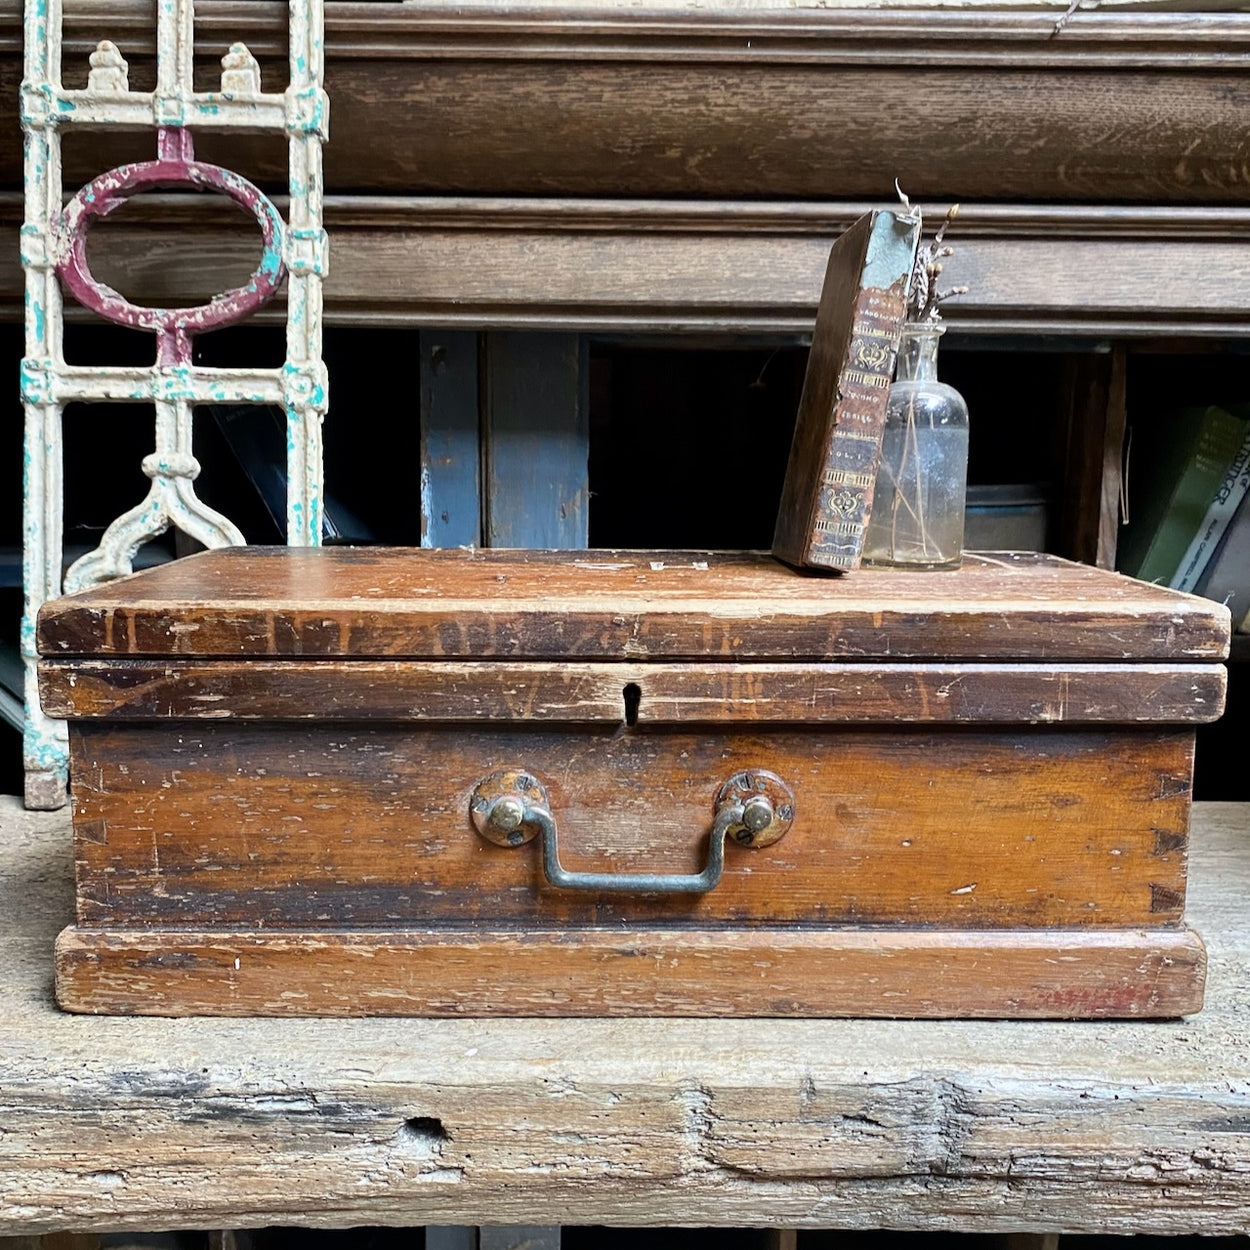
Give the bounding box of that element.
[37,546,1230,663]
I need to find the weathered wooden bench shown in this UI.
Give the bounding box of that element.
[1,797,1247,1235]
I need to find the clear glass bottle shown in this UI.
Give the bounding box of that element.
[861,322,969,569]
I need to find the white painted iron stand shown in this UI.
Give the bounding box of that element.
[20,0,329,808]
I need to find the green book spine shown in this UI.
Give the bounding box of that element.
[1135,405,1250,585]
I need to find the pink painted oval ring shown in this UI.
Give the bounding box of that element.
[57,151,286,345]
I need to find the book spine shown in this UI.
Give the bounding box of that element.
[1171,422,1250,592]
[805,283,907,569]
[1135,406,1248,585]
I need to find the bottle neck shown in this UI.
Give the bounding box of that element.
[896,324,944,383]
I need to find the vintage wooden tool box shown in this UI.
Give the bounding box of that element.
[39,545,1229,1019]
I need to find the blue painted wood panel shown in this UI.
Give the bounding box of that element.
[419,331,482,548]
[483,333,589,549]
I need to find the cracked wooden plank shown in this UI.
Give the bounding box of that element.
[0,799,1248,1233]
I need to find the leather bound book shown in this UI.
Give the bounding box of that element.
[772,209,920,572]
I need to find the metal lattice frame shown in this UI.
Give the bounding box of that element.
[20,0,328,807]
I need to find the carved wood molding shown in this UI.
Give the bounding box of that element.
[4,4,1245,201]
[4,194,1248,335]
[14,2,1250,68]
[49,194,1250,236]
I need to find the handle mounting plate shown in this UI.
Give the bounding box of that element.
[470,769,547,846]
[716,770,795,847]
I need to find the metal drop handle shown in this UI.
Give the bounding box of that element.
[470,768,794,894]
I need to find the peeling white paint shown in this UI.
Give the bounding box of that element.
[20,0,328,805]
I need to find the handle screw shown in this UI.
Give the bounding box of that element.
[742,794,774,833]
[489,795,526,834]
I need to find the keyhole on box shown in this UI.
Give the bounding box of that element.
[622,682,642,727]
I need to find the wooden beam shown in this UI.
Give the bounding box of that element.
[3,8,1249,201]
[1059,348,1129,568]
[31,3,1250,67]
[1099,348,1129,569]
[2,198,1248,336]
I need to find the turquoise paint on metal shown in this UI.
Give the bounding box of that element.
[19,0,328,806]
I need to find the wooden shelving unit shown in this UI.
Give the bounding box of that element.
[3,1,1247,572]
[3,0,1249,1236]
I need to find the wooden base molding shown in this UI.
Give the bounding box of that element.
[54,925,1207,1020]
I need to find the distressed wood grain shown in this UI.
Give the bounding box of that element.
[35,3,1250,67]
[420,332,482,550]
[52,925,1208,1020]
[3,197,1249,336]
[1,799,1248,1233]
[63,721,1195,930]
[7,7,1250,201]
[1060,349,1129,570]
[35,548,1232,662]
[37,658,1229,724]
[482,334,589,548]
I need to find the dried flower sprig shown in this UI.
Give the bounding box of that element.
[895,183,970,324]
